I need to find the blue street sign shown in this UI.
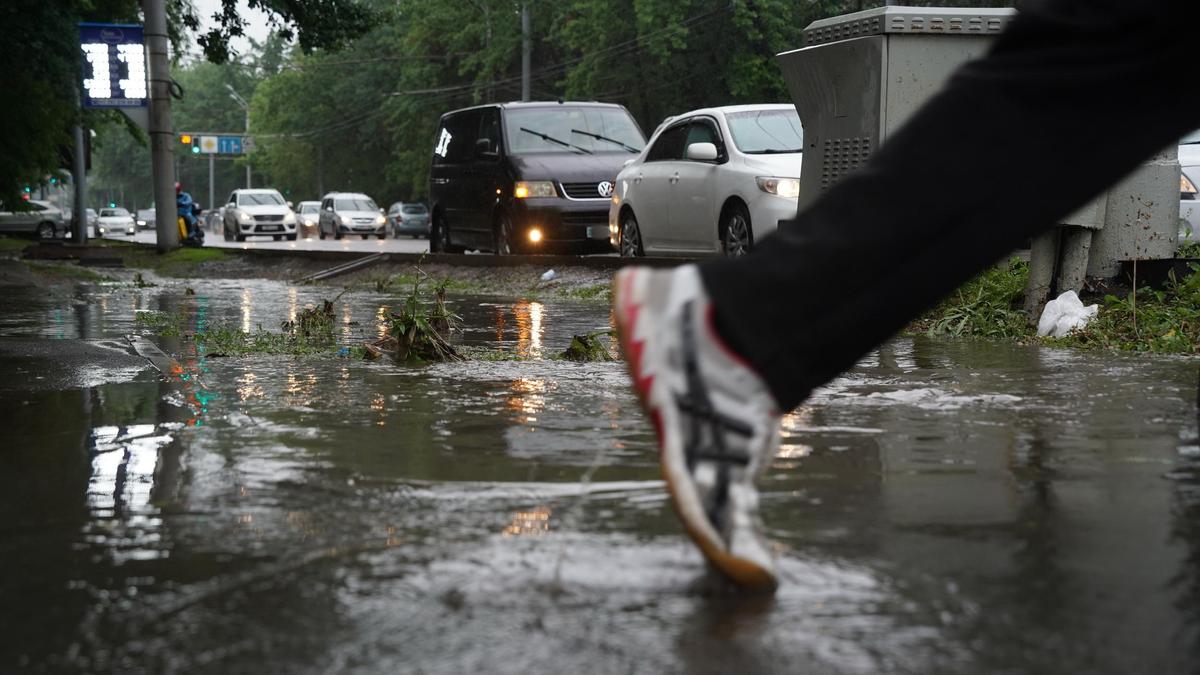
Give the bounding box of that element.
[217,136,244,154]
[79,23,147,109]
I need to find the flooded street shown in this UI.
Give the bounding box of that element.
[3,276,1199,673]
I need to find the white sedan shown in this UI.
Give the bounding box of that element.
[609,104,803,257]
[97,207,137,236]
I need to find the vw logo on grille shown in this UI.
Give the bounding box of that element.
[597,181,614,198]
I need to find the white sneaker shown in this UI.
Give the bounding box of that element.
[614,265,781,590]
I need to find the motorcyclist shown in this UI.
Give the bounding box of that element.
[175,182,204,246]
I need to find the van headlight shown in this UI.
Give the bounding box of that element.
[238,211,254,223]
[283,212,296,224]
[514,181,556,199]
[755,177,801,199]
[375,215,386,225]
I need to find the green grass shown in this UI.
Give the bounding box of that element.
[120,245,227,276]
[26,261,114,282]
[560,284,610,301]
[0,237,32,253]
[1054,267,1200,353]
[913,258,1033,341]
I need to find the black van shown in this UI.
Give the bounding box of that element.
[428,101,646,254]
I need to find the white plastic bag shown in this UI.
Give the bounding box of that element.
[1037,290,1099,338]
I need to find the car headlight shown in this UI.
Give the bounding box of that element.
[1183,173,1198,198]
[514,181,556,199]
[238,211,254,222]
[375,215,386,225]
[283,212,296,224]
[755,176,801,199]
[136,219,146,226]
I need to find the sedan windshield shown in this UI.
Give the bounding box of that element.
[299,203,319,213]
[100,208,130,217]
[505,107,645,155]
[335,198,377,211]
[726,109,804,154]
[238,193,285,206]
[401,205,427,214]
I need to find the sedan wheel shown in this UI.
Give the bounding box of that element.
[721,205,752,258]
[619,212,643,258]
[36,222,55,240]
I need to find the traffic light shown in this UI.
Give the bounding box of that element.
[180,134,192,145]
[180,134,200,154]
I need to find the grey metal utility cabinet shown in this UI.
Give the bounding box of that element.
[777,6,1015,210]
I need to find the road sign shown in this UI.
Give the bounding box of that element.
[199,136,218,154]
[79,23,147,109]
[242,136,255,152]
[218,136,243,154]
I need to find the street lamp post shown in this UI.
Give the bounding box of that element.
[226,84,251,188]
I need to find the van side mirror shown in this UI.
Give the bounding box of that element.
[287,201,294,208]
[475,138,497,157]
[685,142,719,162]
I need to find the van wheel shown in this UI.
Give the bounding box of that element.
[493,213,517,255]
[431,215,463,254]
[619,211,644,258]
[721,203,752,258]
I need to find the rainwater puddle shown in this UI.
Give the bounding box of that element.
[2,278,1199,673]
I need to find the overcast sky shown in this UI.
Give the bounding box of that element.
[188,0,274,59]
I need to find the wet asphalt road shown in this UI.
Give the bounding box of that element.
[2,276,1200,673]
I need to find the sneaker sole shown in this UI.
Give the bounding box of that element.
[613,269,777,591]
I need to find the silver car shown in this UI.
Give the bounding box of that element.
[0,200,66,239]
[610,104,803,257]
[295,201,321,238]
[97,207,137,236]
[318,192,386,240]
[222,188,298,242]
[387,202,431,238]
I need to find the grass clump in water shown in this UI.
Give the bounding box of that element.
[559,330,615,361]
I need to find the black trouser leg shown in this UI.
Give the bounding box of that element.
[701,0,1198,410]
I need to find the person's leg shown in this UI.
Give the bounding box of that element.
[616,0,1195,589]
[702,0,1198,410]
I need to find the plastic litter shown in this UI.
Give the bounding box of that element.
[540,269,557,282]
[1037,290,1098,338]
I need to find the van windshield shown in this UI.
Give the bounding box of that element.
[504,107,645,155]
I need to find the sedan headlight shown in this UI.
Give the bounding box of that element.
[514,181,556,199]
[1183,173,1198,199]
[136,219,146,227]
[755,176,801,199]
[375,215,386,225]
[238,211,254,222]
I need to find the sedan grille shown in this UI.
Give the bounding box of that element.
[253,214,283,223]
[560,182,607,200]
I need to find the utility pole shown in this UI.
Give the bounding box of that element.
[521,4,531,101]
[226,84,251,188]
[143,0,178,251]
[208,154,215,214]
[71,118,88,244]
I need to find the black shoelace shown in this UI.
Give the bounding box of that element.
[675,301,753,532]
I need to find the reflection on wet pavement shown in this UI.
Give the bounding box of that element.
[1,278,1199,673]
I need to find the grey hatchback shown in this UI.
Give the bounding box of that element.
[387,202,430,238]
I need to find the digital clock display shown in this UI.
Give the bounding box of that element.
[79,23,147,108]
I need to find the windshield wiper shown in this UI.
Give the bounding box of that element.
[520,127,592,154]
[745,148,803,155]
[570,128,640,153]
